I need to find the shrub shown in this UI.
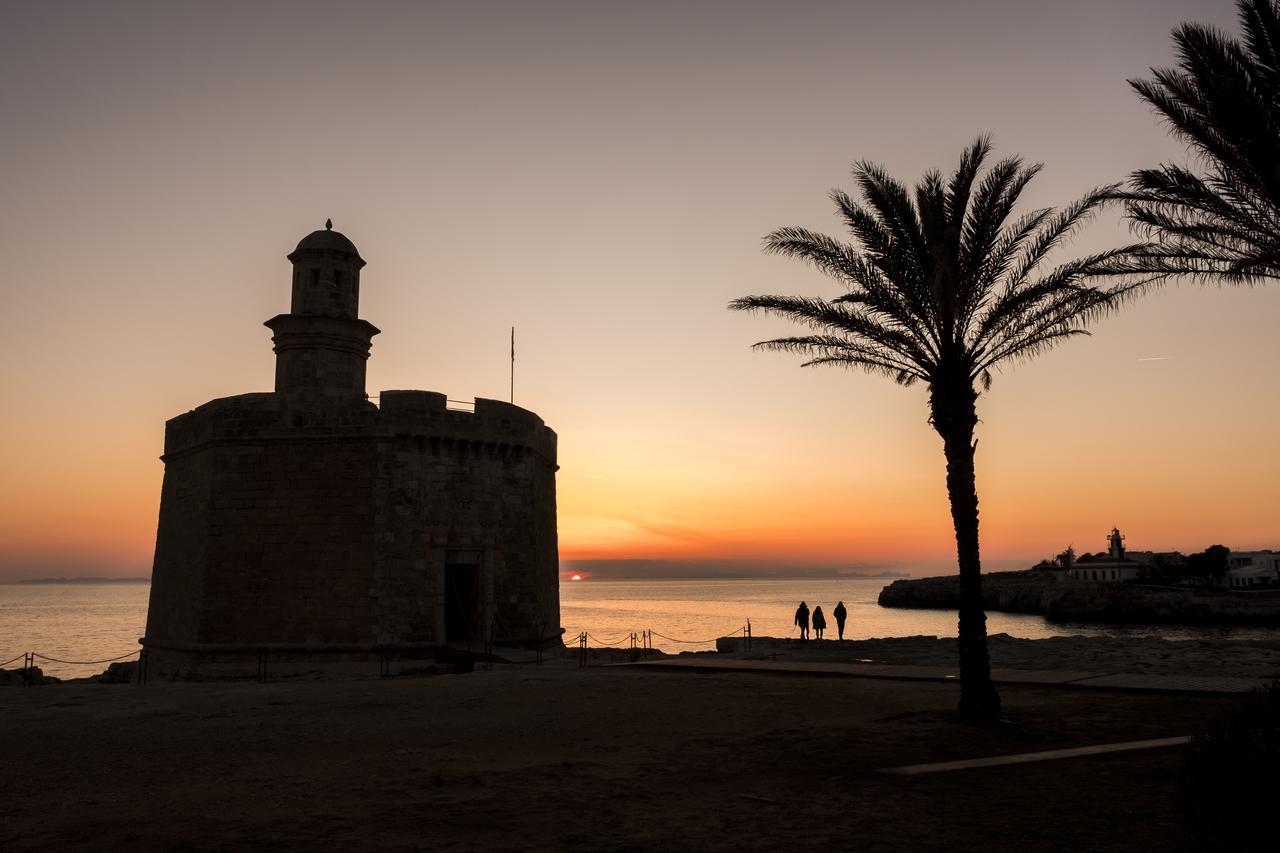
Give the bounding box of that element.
[1182,679,1280,851]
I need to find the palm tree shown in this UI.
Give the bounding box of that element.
[1122,0,1280,282]
[730,138,1150,721]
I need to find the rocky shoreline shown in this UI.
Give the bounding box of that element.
[878,571,1280,624]
[0,660,138,687]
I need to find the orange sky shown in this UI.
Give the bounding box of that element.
[2,1,1277,579]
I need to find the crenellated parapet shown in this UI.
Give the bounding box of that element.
[161,391,556,468]
[378,392,557,466]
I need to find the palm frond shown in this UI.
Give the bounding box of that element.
[1124,0,1280,283]
[762,226,940,357]
[733,139,1154,398]
[1008,186,1117,289]
[728,294,936,370]
[853,162,927,265]
[750,335,928,383]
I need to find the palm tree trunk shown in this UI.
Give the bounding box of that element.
[932,379,1002,722]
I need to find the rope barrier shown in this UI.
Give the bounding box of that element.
[1,618,755,678]
[584,633,629,646]
[563,627,746,647]
[649,627,744,645]
[9,622,750,672]
[30,650,141,666]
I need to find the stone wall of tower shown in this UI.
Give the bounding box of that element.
[143,390,559,676]
[288,249,363,318]
[266,314,378,398]
[144,395,380,661]
[371,393,560,646]
[199,433,378,647]
[146,446,214,645]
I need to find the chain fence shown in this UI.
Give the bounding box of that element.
[3,621,760,682]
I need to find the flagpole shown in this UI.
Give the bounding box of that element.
[510,326,515,404]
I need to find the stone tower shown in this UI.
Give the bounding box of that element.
[142,224,560,677]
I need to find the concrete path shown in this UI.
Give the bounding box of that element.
[877,736,1194,775]
[626,656,1266,695]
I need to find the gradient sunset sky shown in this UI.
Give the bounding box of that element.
[2,0,1275,580]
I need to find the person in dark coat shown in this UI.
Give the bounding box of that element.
[794,601,810,640]
[812,605,826,640]
[833,600,848,640]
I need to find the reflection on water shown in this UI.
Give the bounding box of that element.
[7,577,1280,678]
[1,582,150,680]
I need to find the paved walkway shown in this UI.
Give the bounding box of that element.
[877,736,1194,775]
[627,656,1266,695]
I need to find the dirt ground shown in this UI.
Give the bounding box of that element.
[0,661,1240,852]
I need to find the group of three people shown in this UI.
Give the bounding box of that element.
[793,600,847,640]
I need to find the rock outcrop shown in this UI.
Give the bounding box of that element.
[98,661,138,684]
[0,666,61,686]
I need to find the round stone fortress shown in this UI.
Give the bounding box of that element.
[142,224,560,676]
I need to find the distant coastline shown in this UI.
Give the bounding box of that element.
[3,570,920,586]
[878,571,1280,624]
[2,577,150,586]
[2,570,918,586]
[842,571,912,579]
[569,571,915,580]
[562,559,916,580]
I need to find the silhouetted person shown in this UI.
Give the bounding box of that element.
[812,605,826,640]
[833,600,847,640]
[794,601,810,640]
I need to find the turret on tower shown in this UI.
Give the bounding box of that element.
[264,221,380,398]
[1108,527,1126,560]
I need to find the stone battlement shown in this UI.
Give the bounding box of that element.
[378,392,557,463]
[163,390,556,465]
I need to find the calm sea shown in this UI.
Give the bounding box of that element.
[7,577,1280,679]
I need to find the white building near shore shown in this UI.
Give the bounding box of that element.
[1067,528,1143,583]
[1221,552,1280,589]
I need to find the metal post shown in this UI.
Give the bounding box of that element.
[578,631,587,668]
[22,651,34,687]
[485,616,494,673]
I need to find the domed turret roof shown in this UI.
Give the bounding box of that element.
[290,219,362,259]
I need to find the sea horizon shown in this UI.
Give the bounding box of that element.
[9,576,1280,680]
